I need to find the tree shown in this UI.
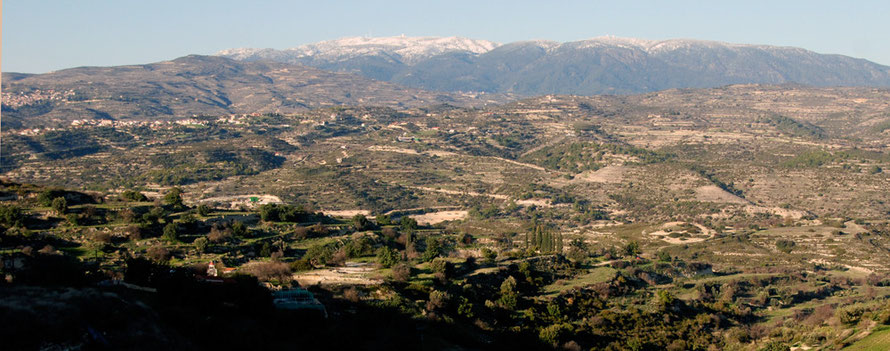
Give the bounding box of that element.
[194,237,209,253]
[422,236,442,262]
[260,242,272,257]
[430,258,454,283]
[51,197,68,215]
[352,214,370,231]
[624,241,641,257]
[400,216,418,231]
[376,247,400,268]
[38,189,66,206]
[231,221,247,237]
[375,214,392,226]
[567,238,588,262]
[164,187,184,210]
[197,204,211,216]
[0,205,25,227]
[178,212,197,232]
[142,206,167,225]
[305,243,335,266]
[120,190,148,202]
[66,213,80,226]
[162,223,179,242]
[655,290,676,311]
[498,276,519,310]
[481,247,497,265]
[259,204,279,222]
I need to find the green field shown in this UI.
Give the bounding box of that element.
[844,326,890,351]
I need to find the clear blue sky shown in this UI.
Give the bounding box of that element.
[5,0,890,73]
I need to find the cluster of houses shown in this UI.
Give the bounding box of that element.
[1,89,76,109]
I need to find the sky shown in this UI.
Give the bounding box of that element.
[4,0,890,73]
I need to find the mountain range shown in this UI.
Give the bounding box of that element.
[5,35,890,128]
[1,55,508,128]
[218,35,890,95]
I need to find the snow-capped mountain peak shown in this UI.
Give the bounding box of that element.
[218,36,500,64]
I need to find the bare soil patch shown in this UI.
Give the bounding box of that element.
[293,262,382,287]
[573,166,626,183]
[647,221,715,244]
[695,185,748,204]
[409,210,469,225]
[197,194,283,209]
[323,210,371,218]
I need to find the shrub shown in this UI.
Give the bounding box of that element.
[430,258,454,283]
[539,323,572,346]
[759,341,790,351]
[37,245,57,255]
[293,226,310,240]
[208,225,232,243]
[305,243,335,266]
[242,261,291,282]
[65,213,80,226]
[124,225,143,240]
[458,233,473,245]
[290,258,313,272]
[309,223,328,236]
[877,305,890,325]
[94,232,113,244]
[427,290,450,311]
[775,239,796,254]
[344,287,362,302]
[146,245,170,262]
[836,306,866,325]
[391,263,412,282]
[51,197,68,215]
